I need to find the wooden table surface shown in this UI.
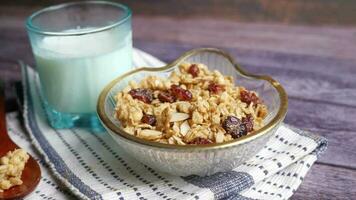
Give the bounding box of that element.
[1,3,356,199]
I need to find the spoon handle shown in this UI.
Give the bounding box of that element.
[0,80,10,143]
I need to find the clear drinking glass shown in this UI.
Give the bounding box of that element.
[26,1,132,131]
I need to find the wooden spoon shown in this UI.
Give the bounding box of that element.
[0,82,41,199]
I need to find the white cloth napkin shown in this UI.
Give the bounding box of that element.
[8,49,326,200]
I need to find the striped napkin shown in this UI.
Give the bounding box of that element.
[8,49,327,200]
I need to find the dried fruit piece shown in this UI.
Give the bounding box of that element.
[129,88,153,104]
[158,91,176,103]
[141,114,156,126]
[170,112,190,122]
[208,82,225,94]
[188,64,199,77]
[222,116,247,139]
[171,85,192,101]
[188,137,213,145]
[240,90,261,105]
[242,114,254,132]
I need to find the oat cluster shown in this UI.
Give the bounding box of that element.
[0,149,29,192]
[114,63,268,145]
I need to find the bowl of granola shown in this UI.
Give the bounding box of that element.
[97,48,288,176]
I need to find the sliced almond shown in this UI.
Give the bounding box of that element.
[180,121,190,136]
[137,129,162,140]
[215,131,225,143]
[136,124,154,129]
[170,112,190,122]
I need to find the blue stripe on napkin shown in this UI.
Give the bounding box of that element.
[183,171,254,200]
[23,65,103,200]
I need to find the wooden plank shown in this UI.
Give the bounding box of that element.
[246,64,356,108]
[0,29,33,64]
[2,0,356,26]
[305,129,356,169]
[292,163,356,199]
[2,15,356,63]
[263,102,356,167]
[132,16,356,62]
[2,13,356,61]
[284,99,356,167]
[286,99,356,132]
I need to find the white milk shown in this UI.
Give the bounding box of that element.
[34,30,132,113]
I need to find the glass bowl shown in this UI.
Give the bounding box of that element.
[97,48,288,176]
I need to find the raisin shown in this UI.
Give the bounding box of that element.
[158,91,176,103]
[188,137,213,145]
[242,114,254,132]
[240,90,261,105]
[129,88,153,104]
[222,116,247,139]
[171,85,192,101]
[188,64,199,77]
[208,82,225,94]
[141,114,156,126]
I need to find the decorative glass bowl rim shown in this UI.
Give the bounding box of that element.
[25,1,131,36]
[97,48,288,150]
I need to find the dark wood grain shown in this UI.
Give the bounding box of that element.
[2,0,356,26]
[132,17,356,61]
[291,163,356,200]
[0,4,355,199]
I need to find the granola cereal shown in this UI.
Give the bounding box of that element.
[114,63,268,145]
[0,149,29,192]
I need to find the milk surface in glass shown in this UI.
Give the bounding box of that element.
[34,29,132,114]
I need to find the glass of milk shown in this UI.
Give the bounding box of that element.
[26,1,132,131]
